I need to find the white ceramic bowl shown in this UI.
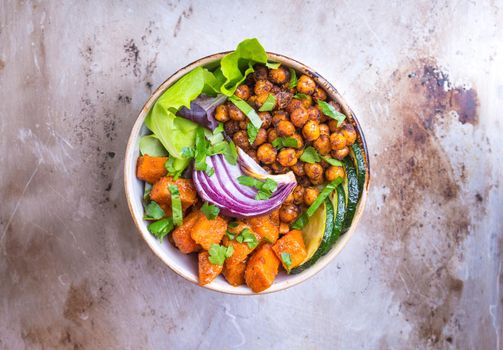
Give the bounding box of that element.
[124,52,370,294]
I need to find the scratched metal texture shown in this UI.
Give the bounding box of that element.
[0,0,502,349]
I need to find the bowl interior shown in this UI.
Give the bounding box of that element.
[124,53,370,295]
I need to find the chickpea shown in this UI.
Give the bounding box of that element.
[328,119,339,133]
[331,147,350,160]
[289,133,304,149]
[247,95,259,109]
[253,65,268,81]
[262,165,272,173]
[277,148,298,167]
[297,75,316,95]
[277,120,296,137]
[319,123,330,136]
[320,159,330,169]
[313,134,331,155]
[279,222,290,235]
[252,128,267,147]
[272,111,288,126]
[267,128,279,143]
[224,120,240,135]
[286,98,304,114]
[258,111,272,129]
[301,95,313,109]
[291,161,305,177]
[330,132,347,150]
[313,86,327,101]
[275,91,293,110]
[302,120,321,141]
[329,100,342,111]
[292,185,305,205]
[256,92,271,107]
[304,162,324,180]
[247,149,258,163]
[299,176,312,187]
[269,66,290,85]
[284,192,294,204]
[279,204,300,223]
[272,161,289,174]
[304,187,320,206]
[325,166,345,182]
[238,121,248,130]
[257,143,277,164]
[341,123,357,145]
[234,84,250,100]
[228,104,246,121]
[310,176,325,186]
[233,130,251,150]
[254,80,273,96]
[307,106,321,122]
[290,107,309,128]
[214,104,229,122]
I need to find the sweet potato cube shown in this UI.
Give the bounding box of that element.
[222,222,260,266]
[150,177,198,211]
[244,213,279,244]
[223,260,246,287]
[172,210,201,254]
[136,155,168,184]
[190,214,227,251]
[245,244,280,293]
[198,251,223,286]
[272,230,307,270]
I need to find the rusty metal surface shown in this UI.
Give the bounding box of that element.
[0,0,502,349]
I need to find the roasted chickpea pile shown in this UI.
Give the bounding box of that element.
[217,64,358,231]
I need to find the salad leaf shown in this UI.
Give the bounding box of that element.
[300,146,321,163]
[168,185,183,226]
[139,135,168,157]
[201,202,220,220]
[258,94,277,112]
[220,38,269,96]
[144,201,165,220]
[289,68,297,88]
[272,137,298,150]
[265,61,281,69]
[148,218,174,241]
[317,100,346,127]
[229,96,263,129]
[321,156,344,167]
[208,244,234,265]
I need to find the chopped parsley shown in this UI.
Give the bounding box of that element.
[201,202,220,220]
[208,244,234,266]
[237,176,278,200]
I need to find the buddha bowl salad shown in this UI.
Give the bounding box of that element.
[136,38,365,292]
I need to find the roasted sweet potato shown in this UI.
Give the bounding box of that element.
[172,210,201,254]
[198,251,223,286]
[150,177,198,211]
[136,155,168,184]
[190,214,227,250]
[222,222,260,265]
[245,243,280,292]
[245,213,279,244]
[272,230,307,270]
[223,260,246,287]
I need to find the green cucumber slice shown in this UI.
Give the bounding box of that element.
[351,143,366,195]
[342,156,359,232]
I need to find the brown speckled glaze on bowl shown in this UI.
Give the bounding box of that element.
[124,52,370,294]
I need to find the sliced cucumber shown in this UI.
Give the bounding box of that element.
[291,199,334,274]
[342,156,359,232]
[328,185,346,248]
[351,143,366,195]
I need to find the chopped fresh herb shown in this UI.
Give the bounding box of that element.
[321,156,344,167]
[181,146,195,158]
[208,141,228,155]
[237,175,278,200]
[237,175,262,188]
[292,212,308,230]
[271,137,299,150]
[194,127,209,172]
[261,178,278,193]
[201,202,220,220]
[281,252,292,271]
[213,122,225,135]
[293,93,310,100]
[226,230,236,240]
[258,94,276,112]
[228,221,239,228]
[238,228,259,249]
[229,96,263,129]
[208,244,234,266]
[265,61,281,69]
[224,141,238,165]
[143,183,152,202]
[164,157,183,179]
[289,68,297,88]
[247,122,259,144]
[143,201,165,220]
[148,217,174,241]
[236,234,244,243]
[317,100,346,127]
[300,146,321,163]
[206,167,215,176]
[168,185,183,226]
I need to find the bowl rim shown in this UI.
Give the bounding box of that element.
[124,51,370,295]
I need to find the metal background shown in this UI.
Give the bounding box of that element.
[0,1,502,349]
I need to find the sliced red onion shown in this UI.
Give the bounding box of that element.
[193,149,297,218]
